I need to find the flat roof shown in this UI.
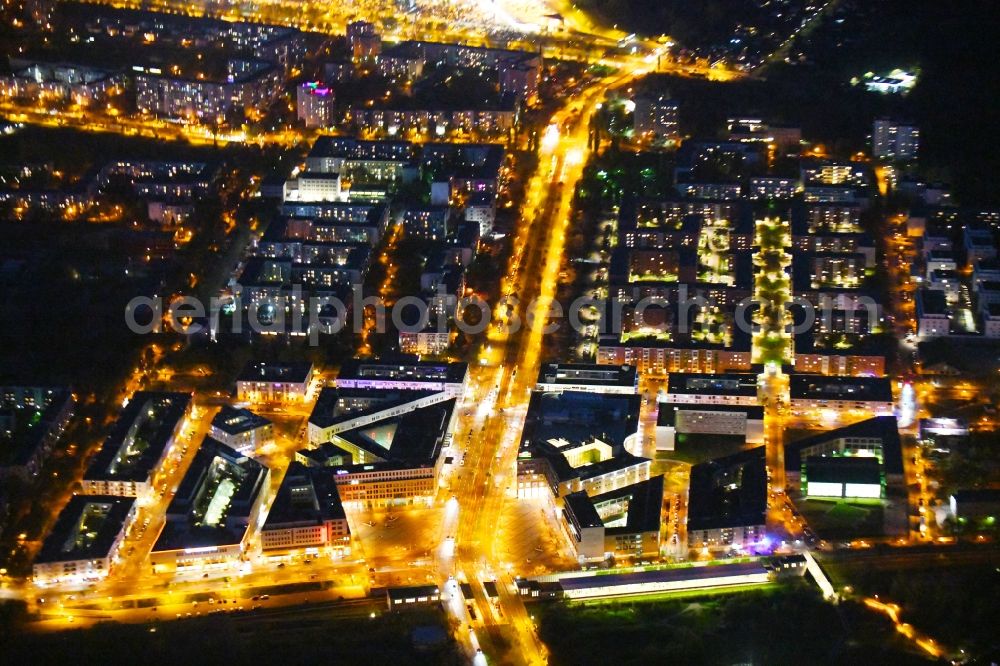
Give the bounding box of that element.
[36,495,135,564]
[784,416,903,476]
[336,359,468,385]
[563,492,603,529]
[153,438,268,551]
[951,489,1000,504]
[805,456,881,485]
[687,447,767,532]
[917,289,948,316]
[598,475,664,535]
[789,374,893,403]
[262,461,346,531]
[309,386,439,430]
[333,398,456,469]
[666,373,759,397]
[537,363,638,391]
[518,390,647,485]
[657,403,765,427]
[387,584,440,600]
[211,406,271,436]
[237,362,313,384]
[85,391,190,483]
[0,387,73,468]
[556,560,768,592]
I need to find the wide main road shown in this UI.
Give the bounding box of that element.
[447,67,650,665]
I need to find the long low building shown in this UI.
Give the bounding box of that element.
[661,373,761,407]
[33,495,137,585]
[520,557,806,601]
[333,359,468,397]
[788,374,894,415]
[655,403,764,451]
[535,363,638,395]
[150,438,271,572]
[82,391,192,498]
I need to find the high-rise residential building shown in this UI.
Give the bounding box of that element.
[873,119,919,160]
[297,82,334,128]
[633,95,679,140]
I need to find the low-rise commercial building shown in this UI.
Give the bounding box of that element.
[803,456,882,499]
[386,584,441,610]
[784,416,904,499]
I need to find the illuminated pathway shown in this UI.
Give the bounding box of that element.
[752,216,793,501]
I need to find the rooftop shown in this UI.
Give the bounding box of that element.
[555,559,768,593]
[153,438,269,551]
[210,406,271,436]
[666,373,759,398]
[262,461,346,531]
[336,359,468,387]
[84,391,190,483]
[789,375,893,403]
[564,475,664,535]
[36,495,135,564]
[237,362,313,385]
[805,456,881,485]
[784,416,903,476]
[536,363,638,391]
[657,403,765,427]
[687,447,767,532]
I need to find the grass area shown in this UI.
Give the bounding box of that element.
[535,581,925,665]
[798,499,885,540]
[830,561,1000,658]
[1,604,463,666]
